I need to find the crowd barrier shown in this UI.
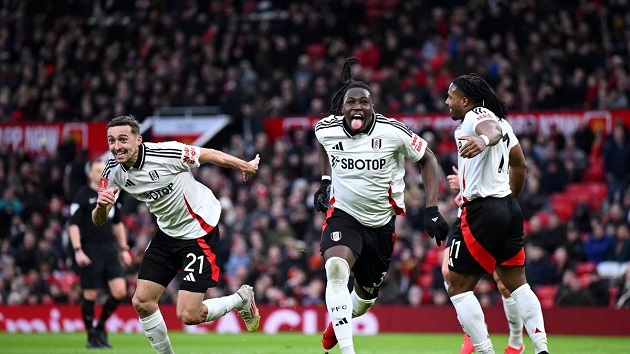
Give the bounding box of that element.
[1,304,627,336]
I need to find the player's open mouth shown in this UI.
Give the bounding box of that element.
[350,114,363,130]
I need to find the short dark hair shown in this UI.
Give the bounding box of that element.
[107,115,141,135]
[453,73,508,119]
[327,57,372,116]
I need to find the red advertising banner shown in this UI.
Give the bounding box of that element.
[264,110,630,142]
[0,122,108,160]
[0,304,627,336]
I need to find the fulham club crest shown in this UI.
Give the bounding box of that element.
[330,231,342,242]
[149,170,160,182]
[372,138,381,151]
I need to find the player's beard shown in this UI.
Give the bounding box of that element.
[449,108,463,121]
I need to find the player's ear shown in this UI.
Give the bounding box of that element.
[137,134,143,145]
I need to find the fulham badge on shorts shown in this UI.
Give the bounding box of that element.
[372,138,381,151]
[330,231,342,242]
[149,170,159,181]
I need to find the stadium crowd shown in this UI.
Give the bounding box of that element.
[1,0,630,310]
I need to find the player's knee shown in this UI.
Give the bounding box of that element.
[111,288,126,301]
[110,283,127,300]
[177,309,202,325]
[132,293,157,317]
[325,257,350,284]
[83,289,98,301]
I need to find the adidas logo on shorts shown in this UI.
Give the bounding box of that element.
[183,273,196,282]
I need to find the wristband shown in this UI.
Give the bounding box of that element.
[74,247,82,252]
[479,134,490,146]
[321,175,331,181]
[119,245,130,251]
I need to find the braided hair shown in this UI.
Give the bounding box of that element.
[327,57,372,116]
[453,73,508,119]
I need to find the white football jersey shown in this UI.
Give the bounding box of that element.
[101,141,221,239]
[315,113,428,227]
[454,107,518,202]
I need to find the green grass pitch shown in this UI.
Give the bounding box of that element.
[1,332,628,354]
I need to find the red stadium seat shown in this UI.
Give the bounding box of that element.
[535,285,558,309]
[551,194,575,222]
[575,261,597,276]
[418,273,434,289]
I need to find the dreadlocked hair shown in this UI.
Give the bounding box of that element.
[327,57,371,116]
[453,73,508,119]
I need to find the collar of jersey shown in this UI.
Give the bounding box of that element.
[120,143,146,172]
[342,112,377,137]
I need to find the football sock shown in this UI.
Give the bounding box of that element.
[140,309,175,354]
[81,298,95,333]
[325,257,354,353]
[451,291,494,354]
[511,284,548,353]
[502,295,524,348]
[350,290,375,317]
[97,296,120,330]
[202,293,243,322]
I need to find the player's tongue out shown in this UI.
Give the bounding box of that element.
[350,115,363,130]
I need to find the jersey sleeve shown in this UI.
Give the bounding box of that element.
[314,115,336,144]
[157,141,201,171]
[395,123,428,162]
[469,107,500,132]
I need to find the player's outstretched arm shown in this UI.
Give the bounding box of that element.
[199,148,260,181]
[508,143,527,198]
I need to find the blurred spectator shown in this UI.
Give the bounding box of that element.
[525,244,555,287]
[563,222,587,263]
[555,270,598,307]
[584,218,613,264]
[603,124,630,203]
[616,267,630,309]
[0,1,627,125]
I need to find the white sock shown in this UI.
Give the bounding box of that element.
[139,309,175,354]
[325,257,354,353]
[351,290,375,318]
[502,296,524,348]
[451,291,494,354]
[203,293,243,322]
[511,284,548,353]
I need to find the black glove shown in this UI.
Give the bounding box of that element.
[313,179,331,212]
[423,206,449,246]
